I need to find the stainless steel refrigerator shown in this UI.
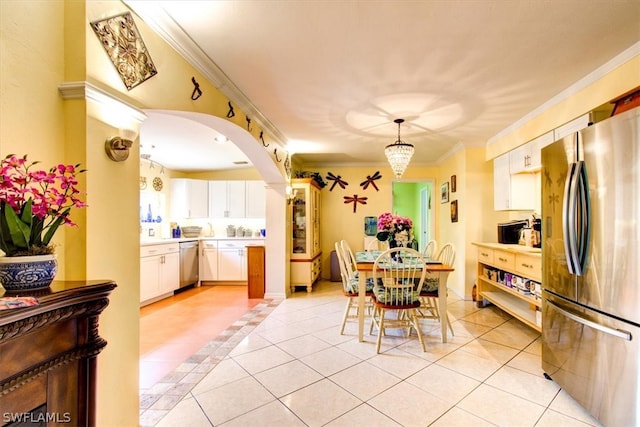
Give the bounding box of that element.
[541,106,639,426]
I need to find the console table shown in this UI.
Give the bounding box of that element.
[0,280,116,426]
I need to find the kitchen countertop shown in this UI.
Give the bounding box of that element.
[472,242,541,256]
[141,237,265,246]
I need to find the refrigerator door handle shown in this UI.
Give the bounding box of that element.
[563,162,580,274]
[575,161,591,276]
[546,299,632,341]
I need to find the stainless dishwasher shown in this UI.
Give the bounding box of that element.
[179,241,199,288]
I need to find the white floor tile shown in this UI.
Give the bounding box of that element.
[485,365,560,406]
[430,406,495,426]
[254,359,323,397]
[457,383,545,426]
[367,381,454,426]
[275,333,333,358]
[458,337,520,364]
[324,403,401,427]
[191,358,249,396]
[548,390,605,426]
[536,408,599,427]
[366,348,432,379]
[280,378,362,427]
[406,363,481,404]
[155,395,211,427]
[507,349,546,376]
[299,346,362,377]
[231,344,295,375]
[219,400,305,427]
[329,361,401,401]
[436,348,502,382]
[195,376,276,425]
[480,318,540,350]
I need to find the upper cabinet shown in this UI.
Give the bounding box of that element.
[209,181,246,218]
[554,113,592,141]
[494,154,537,211]
[170,178,209,218]
[208,180,265,219]
[245,180,266,218]
[508,131,554,174]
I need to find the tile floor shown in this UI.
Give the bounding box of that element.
[139,280,604,427]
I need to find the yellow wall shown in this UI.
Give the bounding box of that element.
[487,55,640,159]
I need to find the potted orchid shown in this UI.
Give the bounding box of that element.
[0,154,86,290]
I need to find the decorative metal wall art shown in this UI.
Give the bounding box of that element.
[344,195,368,213]
[90,12,158,90]
[360,171,382,191]
[326,173,348,191]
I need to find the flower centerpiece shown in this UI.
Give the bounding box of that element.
[0,154,86,290]
[375,212,413,248]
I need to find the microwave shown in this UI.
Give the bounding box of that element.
[497,220,528,244]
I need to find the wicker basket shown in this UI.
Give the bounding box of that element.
[181,226,202,238]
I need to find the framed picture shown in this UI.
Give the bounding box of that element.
[451,175,457,193]
[440,182,449,203]
[451,200,458,222]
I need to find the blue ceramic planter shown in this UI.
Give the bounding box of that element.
[0,255,58,291]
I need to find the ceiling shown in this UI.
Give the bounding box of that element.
[128,1,640,172]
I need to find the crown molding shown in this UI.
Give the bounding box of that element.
[123,1,287,146]
[58,81,148,125]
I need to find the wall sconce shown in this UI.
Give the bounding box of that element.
[105,128,137,162]
[286,185,298,205]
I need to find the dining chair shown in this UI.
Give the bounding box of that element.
[369,247,428,353]
[422,239,438,259]
[335,241,374,335]
[418,243,455,337]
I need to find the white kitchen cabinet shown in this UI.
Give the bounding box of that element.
[170,178,209,218]
[199,240,218,281]
[509,131,554,174]
[217,240,250,281]
[554,113,592,141]
[208,181,246,218]
[245,180,266,218]
[140,243,180,306]
[494,153,537,211]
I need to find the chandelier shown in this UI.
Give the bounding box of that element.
[385,118,415,179]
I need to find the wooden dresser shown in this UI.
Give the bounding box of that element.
[0,280,116,426]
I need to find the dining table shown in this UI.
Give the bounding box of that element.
[355,250,455,343]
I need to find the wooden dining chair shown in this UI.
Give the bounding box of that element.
[418,243,455,337]
[335,241,373,335]
[422,239,438,259]
[369,247,428,353]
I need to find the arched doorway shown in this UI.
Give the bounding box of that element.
[141,110,289,298]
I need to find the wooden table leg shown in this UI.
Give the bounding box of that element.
[358,272,366,342]
[438,272,448,343]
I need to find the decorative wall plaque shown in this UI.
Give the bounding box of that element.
[90,12,158,90]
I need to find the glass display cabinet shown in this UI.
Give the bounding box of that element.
[290,178,321,292]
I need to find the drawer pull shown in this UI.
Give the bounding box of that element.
[498,257,508,262]
[521,263,533,269]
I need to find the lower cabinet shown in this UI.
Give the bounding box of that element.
[474,243,542,331]
[140,243,179,306]
[200,239,264,283]
[199,240,218,281]
[218,240,250,281]
[290,252,322,293]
